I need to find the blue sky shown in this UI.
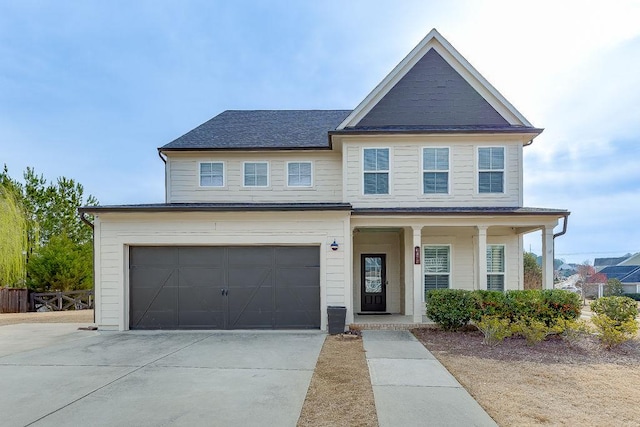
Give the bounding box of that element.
[1,1,639,264]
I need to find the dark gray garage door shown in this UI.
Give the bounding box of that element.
[129,246,320,330]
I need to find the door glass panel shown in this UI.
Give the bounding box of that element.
[364,256,383,293]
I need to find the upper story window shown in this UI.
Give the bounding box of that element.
[287,162,312,187]
[478,147,504,193]
[424,245,450,298]
[487,245,505,291]
[423,147,449,194]
[363,148,389,195]
[243,162,269,187]
[199,162,224,187]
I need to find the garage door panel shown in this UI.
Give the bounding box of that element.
[130,246,320,330]
[179,267,224,288]
[227,267,272,288]
[277,267,320,287]
[274,310,319,329]
[228,247,272,265]
[275,246,319,266]
[179,310,225,329]
[131,287,179,329]
[130,246,177,266]
[229,310,274,329]
[179,247,225,266]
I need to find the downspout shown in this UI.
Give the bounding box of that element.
[158,150,167,163]
[79,210,95,325]
[80,211,94,230]
[553,214,568,239]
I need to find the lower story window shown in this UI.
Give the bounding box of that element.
[487,245,505,291]
[424,245,450,297]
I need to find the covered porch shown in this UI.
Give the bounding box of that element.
[349,208,568,325]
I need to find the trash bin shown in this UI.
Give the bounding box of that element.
[327,306,347,335]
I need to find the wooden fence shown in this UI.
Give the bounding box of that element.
[0,288,30,313]
[30,290,94,312]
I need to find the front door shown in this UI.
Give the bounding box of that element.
[361,254,386,312]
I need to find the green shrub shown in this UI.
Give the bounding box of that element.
[624,293,640,301]
[425,289,475,331]
[470,290,507,321]
[501,290,580,326]
[591,296,638,323]
[591,314,638,349]
[475,315,512,346]
[511,318,563,346]
[605,278,624,296]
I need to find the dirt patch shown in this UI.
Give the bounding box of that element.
[0,309,94,326]
[297,334,378,427]
[413,327,640,426]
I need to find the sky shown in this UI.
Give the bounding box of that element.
[1,0,639,264]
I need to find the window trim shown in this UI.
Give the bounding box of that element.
[362,147,391,196]
[486,244,506,291]
[477,146,505,194]
[286,161,313,188]
[242,161,270,188]
[422,244,452,301]
[198,161,225,188]
[422,146,450,195]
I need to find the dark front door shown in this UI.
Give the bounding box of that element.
[361,254,386,312]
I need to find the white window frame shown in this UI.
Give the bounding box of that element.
[422,147,450,195]
[243,161,269,187]
[286,161,313,188]
[362,147,390,195]
[487,244,506,291]
[477,146,505,194]
[422,244,452,300]
[198,161,225,188]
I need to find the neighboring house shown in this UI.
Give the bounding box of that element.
[594,253,640,272]
[599,265,640,294]
[557,263,577,278]
[80,29,569,331]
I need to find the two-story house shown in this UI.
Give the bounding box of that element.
[80,29,569,331]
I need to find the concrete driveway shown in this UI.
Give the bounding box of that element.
[0,324,325,426]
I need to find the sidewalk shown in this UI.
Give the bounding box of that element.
[362,330,497,427]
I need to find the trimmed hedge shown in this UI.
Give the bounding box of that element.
[426,289,581,330]
[425,289,476,331]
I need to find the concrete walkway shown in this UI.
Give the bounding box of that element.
[362,330,497,427]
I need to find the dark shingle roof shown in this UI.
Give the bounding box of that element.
[594,256,628,267]
[161,110,352,151]
[600,265,640,283]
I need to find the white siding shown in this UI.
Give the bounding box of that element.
[167,151,342,203]
[94,211,350,331]
[343,135,523,208]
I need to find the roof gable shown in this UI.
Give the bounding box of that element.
[161,110,351,151]
[338,29,533,130]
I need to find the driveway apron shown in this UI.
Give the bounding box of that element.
[0,324,324,427]
[362,330,497,427]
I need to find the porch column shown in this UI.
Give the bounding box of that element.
[412,226,423,323]
[477,226,488,290]
[542,226,554,289]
